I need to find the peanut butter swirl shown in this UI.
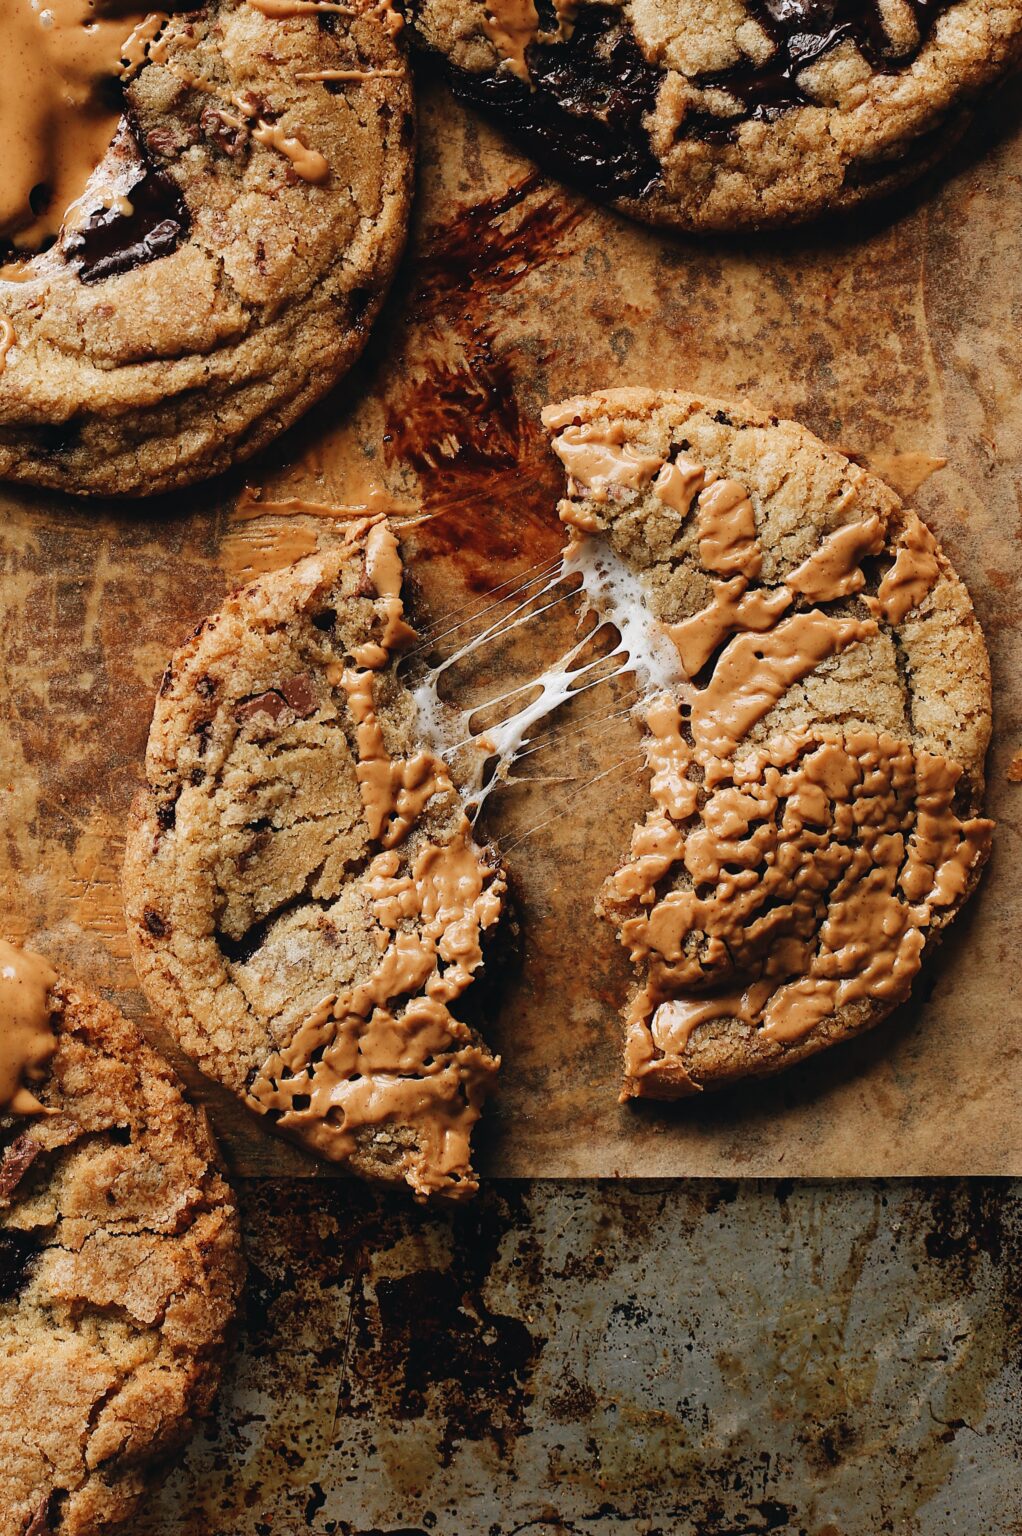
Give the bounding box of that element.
[0,940,58,1115]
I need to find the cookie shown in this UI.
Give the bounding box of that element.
[0,941,243,1536]
[409,0,1022,229]
[123,522,507,1201]
[542,387,993,1096]
[0,0,412,497]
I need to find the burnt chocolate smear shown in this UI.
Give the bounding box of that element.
[687,0,957,135]
[64,161,190,284]
[444,6,661,199]
[0,1228,41,1302]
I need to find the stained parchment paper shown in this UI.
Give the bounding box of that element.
[2,80,1020,1177]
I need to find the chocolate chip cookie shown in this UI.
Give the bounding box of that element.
[543,387,992,1095]
[123,523,507,1200]
[0,0,412,497]
[410,0,1022,228]
[0,942,243,1536]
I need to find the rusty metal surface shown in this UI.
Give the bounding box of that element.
[140,1178,1021,1534]
[1,84,1021,1178]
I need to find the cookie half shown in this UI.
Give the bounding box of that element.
[0,942,243,1536]
[410,0,1022,229]
[542,387,993,1096]
[0,0,412,496]
[123,524,507,1201]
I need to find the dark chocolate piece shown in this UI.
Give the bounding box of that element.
[0,1228,41,1302]
[65,163,190,284]
[445,6,662,200]
[687,0,956,131]
[279,673,319,716]
[236,674,319,725]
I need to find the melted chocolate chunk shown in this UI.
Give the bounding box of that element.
[65,163,190,284]
[445,6,661,200]
[0,1228,41,1302]
[688,0,956,133]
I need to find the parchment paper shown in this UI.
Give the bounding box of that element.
[2,79,1020,1177]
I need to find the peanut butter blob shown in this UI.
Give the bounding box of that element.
[0,939,58,1114]
[0,0,158,249]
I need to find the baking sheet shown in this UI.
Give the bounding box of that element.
[139,1178,1022,1535]
[2,79,1020,1177]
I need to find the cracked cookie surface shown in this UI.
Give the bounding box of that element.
[0,0,413,497]
[410,0,1022,228]
[1,964,243,1536]
[543,386,992,1094]
[123,529,507,1201]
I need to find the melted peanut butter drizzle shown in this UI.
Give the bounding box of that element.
[653,456,705,517]
[666,579,792,679]
[246,0,354,14]
[550,421,662,502]
[544,414,963,1074]
[235,486,414,521]
[864,513,941,625]
[0,317,16,373]
[691,610,878,767]
[695,478,762,579]
[214,90,329,183]
[0,941,58,1115]
[246,820,504,1197]
[612,727,991,1088]
[483,0,539,79]
[482,0,575,78]
[0,0,160,248]
[786,510,885,599]
[245,523,504,1197]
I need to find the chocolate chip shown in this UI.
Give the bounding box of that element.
[279,673,318,716]
[200,104,250,158]
[23,1493,55,1536]
[143,907,169,939]
[145,121,200,159]
[235,690,290,726]
[0,1229,41,1302]
[0,1135,41,1201]
[236,674,318,725]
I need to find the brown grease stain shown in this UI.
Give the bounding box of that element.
[383,174,586,597]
